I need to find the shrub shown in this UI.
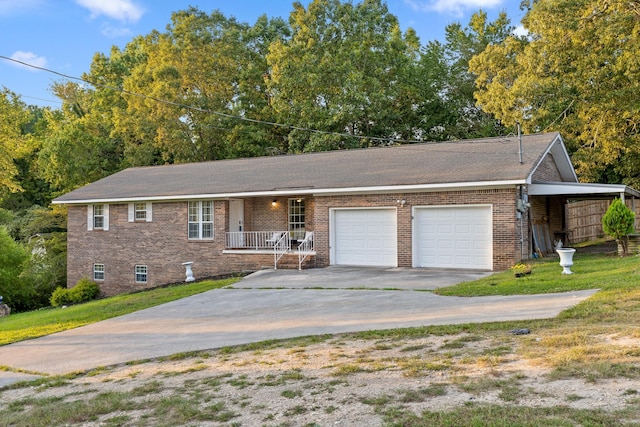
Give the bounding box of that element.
[0,226,30,311]
[50,278,100,307]
[69,277,101,302]
[50,286,72,307]
[602,198,635,256]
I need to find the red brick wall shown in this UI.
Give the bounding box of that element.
[67,189,523,295]
[311,188,521,271]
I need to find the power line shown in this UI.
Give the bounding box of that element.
[19,95,62,105]
[0,55,425,145]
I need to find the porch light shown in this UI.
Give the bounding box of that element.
[272,199,277,207]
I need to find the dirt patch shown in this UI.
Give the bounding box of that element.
[2,332,639,426]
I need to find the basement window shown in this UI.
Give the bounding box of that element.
[93,264,104,281]
[135,265,148,283]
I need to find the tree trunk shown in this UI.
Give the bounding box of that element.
[617,237,629,257]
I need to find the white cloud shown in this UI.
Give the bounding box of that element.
[9,51,48,71]
[405,0,504,16]
[75,0,144,23]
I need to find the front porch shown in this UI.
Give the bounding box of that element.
[223,230,315,270]
[224,196,315,270]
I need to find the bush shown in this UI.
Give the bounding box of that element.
[602,198,635,256]
[50,286,72,307]
[0,226,30,311]
[50,278,101,307]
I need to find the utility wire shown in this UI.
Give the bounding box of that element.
[1,55,426,145]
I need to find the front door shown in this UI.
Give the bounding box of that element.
[229,199,244,247]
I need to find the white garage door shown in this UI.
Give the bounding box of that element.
[333,209,397,267]
[413,206,492,270]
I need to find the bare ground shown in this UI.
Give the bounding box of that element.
[3,331,639,426]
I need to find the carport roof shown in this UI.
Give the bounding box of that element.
[54,132,570,204]
[528,182,640,199]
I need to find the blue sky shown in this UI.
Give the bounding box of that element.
[0,0,524,107]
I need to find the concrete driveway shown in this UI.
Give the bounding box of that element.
[233,266,492,290]
[0,267,597,387]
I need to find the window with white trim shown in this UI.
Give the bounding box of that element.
[93,264,104,281]
[135,265,147,283]
[188,201,214,240]
[135,203,147,220]
[87,204,109,231]
[288,198,305,240]
[128,202,153,222]
[93,204,105,229]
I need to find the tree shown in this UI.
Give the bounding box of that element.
[266,0,421,152]
[0,226,29,311]
[602,198,635,256]
[109,8,290,165]
[438,10,514,138]
[0,89,32,196]
[470,0,640,186]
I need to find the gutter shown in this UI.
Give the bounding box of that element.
[52,180,527,205]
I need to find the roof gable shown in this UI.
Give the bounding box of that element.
[54,132,567,204]
[528,133,578,183]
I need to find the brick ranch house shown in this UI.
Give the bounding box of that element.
[53,132,639,295]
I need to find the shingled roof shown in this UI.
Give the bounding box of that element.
[54,132,572,204]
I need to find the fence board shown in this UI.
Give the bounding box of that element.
[566,199,640,243]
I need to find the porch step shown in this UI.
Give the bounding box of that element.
[276,253,316,270]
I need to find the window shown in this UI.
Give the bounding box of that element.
[288,198,305,240]
[188,201,214,239]
[93,204,105,229]
[128,202,152,222]
[93,264,104,281]
[88,204,109,231]
[135,203,147,220]
[135,265,147,283]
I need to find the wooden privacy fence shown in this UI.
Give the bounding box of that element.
[566,199,640,243]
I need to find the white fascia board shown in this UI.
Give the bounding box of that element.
[528,182,640,198]
[52,180,526,205]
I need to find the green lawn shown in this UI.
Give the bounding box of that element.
[0,278,239,346]
[436,251,640,296]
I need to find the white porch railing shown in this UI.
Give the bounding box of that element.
[298,231,314,270]
[225,231,314,270]
[273,232,290,269]
[225,231,289,250]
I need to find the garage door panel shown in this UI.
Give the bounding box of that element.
[414,206,492,270]
[334,209,397,267]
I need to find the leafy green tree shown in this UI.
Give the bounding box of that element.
[470,0,640,186]
[110,8,289,165]
[266,0,421,152]
[602,198,635,256]
[0,89,32,196]
[37,80,124,194]
[438,10,514,138]
[0,226,29,311]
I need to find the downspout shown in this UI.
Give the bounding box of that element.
[519,185,526,260]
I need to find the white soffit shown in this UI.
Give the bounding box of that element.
[528,182,640,198]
